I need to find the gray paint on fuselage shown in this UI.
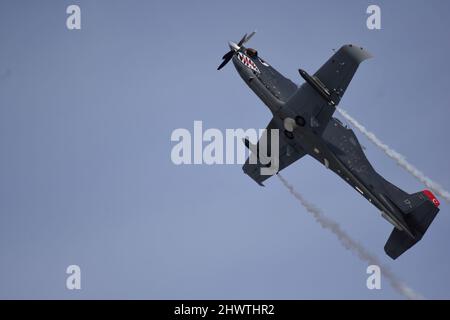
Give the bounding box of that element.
[232,46,412,234]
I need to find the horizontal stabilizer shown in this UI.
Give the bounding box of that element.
[385,228,420,260]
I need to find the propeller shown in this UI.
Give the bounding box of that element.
[217,31,256,70]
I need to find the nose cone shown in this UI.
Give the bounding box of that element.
[228,41,240,52]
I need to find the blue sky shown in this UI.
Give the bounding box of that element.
[0,0,449,299]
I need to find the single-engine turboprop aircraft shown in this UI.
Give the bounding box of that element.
[217,32,440,259]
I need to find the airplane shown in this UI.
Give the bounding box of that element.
[217,32,440,259]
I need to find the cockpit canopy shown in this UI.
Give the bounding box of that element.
[245,48,258,58]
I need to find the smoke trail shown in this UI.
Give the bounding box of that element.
[337,107,450,203]
[277,173,424,300]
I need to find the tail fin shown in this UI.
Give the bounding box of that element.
[384,190,440,259]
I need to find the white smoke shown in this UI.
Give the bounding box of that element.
[337,107,450,203]
[277,173,424,300]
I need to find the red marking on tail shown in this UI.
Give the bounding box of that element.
[423,190,440,207]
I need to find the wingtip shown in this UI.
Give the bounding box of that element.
[342,44,373,62]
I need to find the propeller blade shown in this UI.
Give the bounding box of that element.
[237,33,247,47]
[222,50,234,60]
[244,31,256,44]
[217,53,234,70]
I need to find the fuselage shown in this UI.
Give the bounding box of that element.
[232,47,413,235]
[223,41,441,259]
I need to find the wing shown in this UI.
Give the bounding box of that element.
[286,44,371,133]
[242,118,307,186]
[313,44,372,105]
